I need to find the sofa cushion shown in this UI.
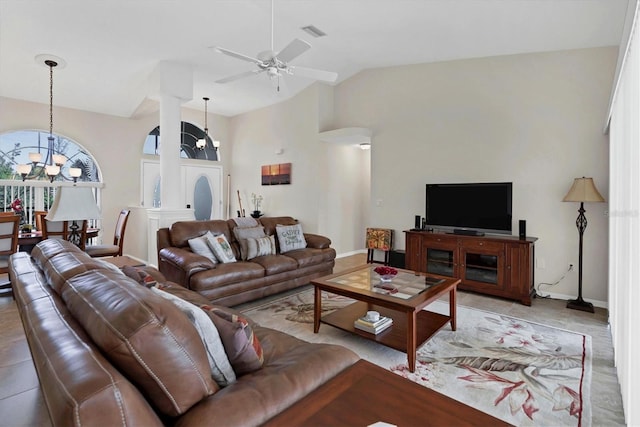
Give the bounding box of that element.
[276,224,307,253]
[201,305,264,375]
[151,286,236,387]
[188,231,219,264]
[207,233,237,263]
[61,269,218,416]
[170,220,232,248]
[39,251,121,295]
[280,248,331,268]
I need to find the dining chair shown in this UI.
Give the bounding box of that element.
[85,209,130,258]
[0,215,20,297]
[42,219,89,251]
[34,210,48,231]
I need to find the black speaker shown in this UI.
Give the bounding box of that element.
[389,250,406,269]
[519,220,526,239]
[414,215,421,229]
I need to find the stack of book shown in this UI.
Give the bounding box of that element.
[354,315,393,334]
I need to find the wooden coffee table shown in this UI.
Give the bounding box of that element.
[313,265,459,372]
[262,360,511,426]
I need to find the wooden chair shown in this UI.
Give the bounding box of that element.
[366,228,394,265]
[34,211,48,231]
[0,215,20,297]
[42,219,88,251]
[85,209,130,257]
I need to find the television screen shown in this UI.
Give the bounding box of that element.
[425,182,513,235]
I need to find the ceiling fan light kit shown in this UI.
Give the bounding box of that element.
[214,0,337,89]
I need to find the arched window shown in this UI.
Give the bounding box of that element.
[0,130,99,182]
[0,130,102,227]
[143,121,220,161]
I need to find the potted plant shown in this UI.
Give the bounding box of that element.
[250,193,263,218]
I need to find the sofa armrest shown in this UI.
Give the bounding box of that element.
[304,233,332,249]
[158,247,216,288]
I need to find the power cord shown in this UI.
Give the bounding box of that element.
[534,264,573,299]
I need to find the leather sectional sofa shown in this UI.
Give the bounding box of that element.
[9,239,358,426]
[157,216,336,306]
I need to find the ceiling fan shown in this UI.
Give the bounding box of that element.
[213,0,337,90]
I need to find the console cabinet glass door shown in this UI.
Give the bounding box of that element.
[426,248,456,277]
[460,248,505,290]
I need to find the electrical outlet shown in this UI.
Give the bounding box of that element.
[568,263,574,271]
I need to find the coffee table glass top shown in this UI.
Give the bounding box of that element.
[326,266,444,300]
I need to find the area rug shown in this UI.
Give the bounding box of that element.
[241,289,592,427]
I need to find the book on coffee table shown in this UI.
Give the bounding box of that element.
[354,316,393,334]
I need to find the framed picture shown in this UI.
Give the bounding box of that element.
[261,163,291,185]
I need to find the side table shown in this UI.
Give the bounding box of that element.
[101,255,146,269]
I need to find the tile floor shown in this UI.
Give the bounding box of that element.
[0,254,626,426]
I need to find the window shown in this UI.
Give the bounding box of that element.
[143,122,220,161]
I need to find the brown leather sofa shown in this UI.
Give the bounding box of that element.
[9,239,358,426]
[157,216,336,306]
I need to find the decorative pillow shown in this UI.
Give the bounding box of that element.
[200,305,264,375]
[206,233,237,263]
[276,224,307,253]
[188,231,219,263]
[151,287,236,387]
[122,265,157,288]
[240,235,276,260]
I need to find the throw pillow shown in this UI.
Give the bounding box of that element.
[151,287,237,387]
[122,265,157,288]
[240,235,276,260]
[188,231,219,263]
[200,305,264,375]
[275,223,307,253]
[206,233,237,263]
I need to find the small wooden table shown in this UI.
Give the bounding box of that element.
[100,255,146,269]
[18,228,99,252]
[312,265,459,372]
[262,360,510,426]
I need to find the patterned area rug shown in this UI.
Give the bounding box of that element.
[241,289,592,427]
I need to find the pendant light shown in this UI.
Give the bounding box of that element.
[196,97,210,150]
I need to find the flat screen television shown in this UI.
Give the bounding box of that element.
[425,182,513,235]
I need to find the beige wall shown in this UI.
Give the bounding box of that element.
[332,47,615,304]
[1,45,616,305]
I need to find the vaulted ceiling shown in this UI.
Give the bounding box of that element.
[0,0,629,118]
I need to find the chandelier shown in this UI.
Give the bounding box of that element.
[195,97,220,153]
[16,57,82,183]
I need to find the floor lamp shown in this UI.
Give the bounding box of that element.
[562,177,605,313]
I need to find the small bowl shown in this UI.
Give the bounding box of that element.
[378,273,396,282]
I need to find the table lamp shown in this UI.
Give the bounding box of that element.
[45,187,101,247]
[562,177,605,313]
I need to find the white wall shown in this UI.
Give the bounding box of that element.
[332,47,616,305]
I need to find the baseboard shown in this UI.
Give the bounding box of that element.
[336,249,367,259]
[535,290,608,310]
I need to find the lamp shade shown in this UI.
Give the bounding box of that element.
[562,177,605,203]
[46,187,101,221]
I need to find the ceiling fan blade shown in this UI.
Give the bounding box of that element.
[276,38,311,63]
[290,66,338,83]
[213,46,263,65]
[216,69,265,84]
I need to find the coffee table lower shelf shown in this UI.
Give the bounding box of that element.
[320,301,451,353]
